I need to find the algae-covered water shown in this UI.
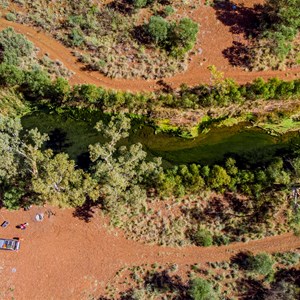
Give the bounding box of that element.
[22,110,300,167]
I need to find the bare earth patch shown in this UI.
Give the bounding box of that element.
[0,205,299,299]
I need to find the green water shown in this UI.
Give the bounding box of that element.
[21,110,300,167]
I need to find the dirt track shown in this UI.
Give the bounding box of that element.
[0,206,299,299]
[0,3,299,92]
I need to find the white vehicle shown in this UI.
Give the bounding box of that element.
[0,238,20,251]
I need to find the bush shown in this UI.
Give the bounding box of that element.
[246,253,274,276]
[0,64,25,86]
[189,278,217,300]
[192,228,213,247]
[0,27,34,66]
[5,12,16,22]
[147,16,169,45]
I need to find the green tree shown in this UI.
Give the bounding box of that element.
[32,152,99,207]
[147,16,169,45]
[189,278,217,300]
[23,69,51,99]
[0,115,48,208]
[89,114,161,213]
[172,17,198,49]
[0,115,48,183]
[72,84,101,104]
[208,165,231,189]
[50,77,71,104]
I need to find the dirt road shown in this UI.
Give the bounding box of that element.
[0,8,299,92]
[0,206,299,299]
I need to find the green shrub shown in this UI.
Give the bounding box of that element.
[246,253,274,276]
[147,16,169,45]
[5,12,16,22]
[192,228,213,247]
[189,278,217,300]
[0,27,34,66]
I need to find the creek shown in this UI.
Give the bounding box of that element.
[22,110,300,168]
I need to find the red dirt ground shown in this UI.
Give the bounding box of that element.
[0,0,299,92]
[0,2,300,298]
[0,205,299,299]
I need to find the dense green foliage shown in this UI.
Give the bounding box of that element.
[189,278,217,300]
[147,16,199,56]
[156,156,296,198]
[89,115,161,215]
[0,116,99,208]
[0,59,300,113]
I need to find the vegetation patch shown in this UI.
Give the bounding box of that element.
[8,0,200,79]
[99,251,300,299]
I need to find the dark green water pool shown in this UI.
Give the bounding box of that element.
[22,111,300,167]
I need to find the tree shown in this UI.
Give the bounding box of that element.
[32,152,99,207]
[0,115,48,208]
[72,84,101,104]
[89,114,161,213]
[50,77,71,104]
[0,115,48,183]
[147,16,169,45]
[189,278,217,300]
[0,64,25,87]
[172,17,198,50]
[0,115,97,208]
[208,165,231,189]
[23,69,52,99]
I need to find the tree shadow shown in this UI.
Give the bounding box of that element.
[236,277,267,300]
[106,0,135,15]
[46,128,71,154]
[72,198,98,223]
[156,79,174,93]
[143,269,189,299]
[213,0,264,68]
[76,151,91,171]
[222,41,253,68]
[131,24,152,45]
[231,251,252,270]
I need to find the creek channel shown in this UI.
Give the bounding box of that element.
[22,110,300,168]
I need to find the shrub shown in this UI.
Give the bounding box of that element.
[192,228,213,247]
[189,278,217,300]
[246,253,274,276]
[147,16,169,45]
[0,27,34,66]
[0,64,25,86]
[5,12,16,22]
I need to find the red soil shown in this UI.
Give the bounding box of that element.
[0,0,299,92]
[0,206,299,299]
[0,3,300,298]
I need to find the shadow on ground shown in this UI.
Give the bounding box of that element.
[213,0,264,68]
